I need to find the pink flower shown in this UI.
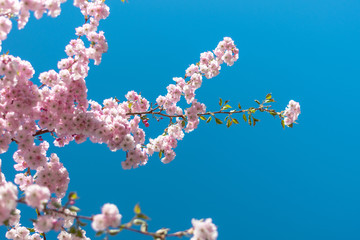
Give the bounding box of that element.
[34,153,69,198]
[0,182,18,224]
[91,203,122,231]
[186,64,199,77]
[34,215,54,233]
[283,100,301,126]
[191,218,218,240]
[25,184,50,210]
[102,203,122,228]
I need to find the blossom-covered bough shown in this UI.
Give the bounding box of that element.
[0,0,301,239]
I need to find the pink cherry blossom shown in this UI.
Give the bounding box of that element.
[91,203,122,231]
[191,218,218,240]
[33,215,54,233]
[25,184,50,210]
[283,100,301,126]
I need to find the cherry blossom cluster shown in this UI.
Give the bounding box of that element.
[33,153,69,198]
[14,145,69,198]
[5,207,79,240]
[146,37,239,164]
[283,100,301,126]
[91,203,122,232]
[0,160,18,225]
[12,146,68,200]
[22,184,78,235]
[191,218,218,240]
[5,225,42,240]
[24,183,50,210]
[0,0,67,51]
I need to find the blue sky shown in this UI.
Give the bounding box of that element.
[1,0,360,239]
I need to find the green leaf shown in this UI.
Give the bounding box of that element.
[242,114,247,122]
[51,201,62,209]
[232,118,239,124]
[134,203,141,214]
[141,223,148,232]
[159,150,163,159]
[224,100,230,105]
[133,219,145,225]
[221,104,232,110]
[254,100,260,104]
[75,230,83,238]
[219,98,223,106]
[281,120,285,129]
[109,229,121,236]
[215,118,223,124]
[68,192,79,201]
[253,117,260,126]
[226,119,232,128]
[69,226,77,234]
[249,107,256,113]
[26,228,35,233]
[265,99,275,103]
[78,220,87,227]
[238,103,242,109]
[156,228,169,236]
[69,206,80,212]
[199,115,206,121]
[95,231,104,236]
[248,115,252,126]
[137,213,150,220]
[206,116,212,123]
[181,120,186,128]
[269,110,277,117]
[266,93,272,100]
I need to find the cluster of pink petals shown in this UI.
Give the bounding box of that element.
[184,100,206,133]
[198,37,239,79]
[91,203,122,232]
[283,100,301,126]
[5,225,42,240]
[191,218,218,240]
[0,180,18,224]
[0,159,19,224]
[57,230,90,240]
[34,153,69,198]
[33,215,54,233]
[145,37,239,164]
[14,172,33,191]
[13,141,48,170]
[24,184,50,210]
[0,17,12,42]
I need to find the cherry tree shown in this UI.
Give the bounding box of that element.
[0,0,300,239]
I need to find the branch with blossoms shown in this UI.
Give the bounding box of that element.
[0,0,300,239]
[10,190,215,240]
